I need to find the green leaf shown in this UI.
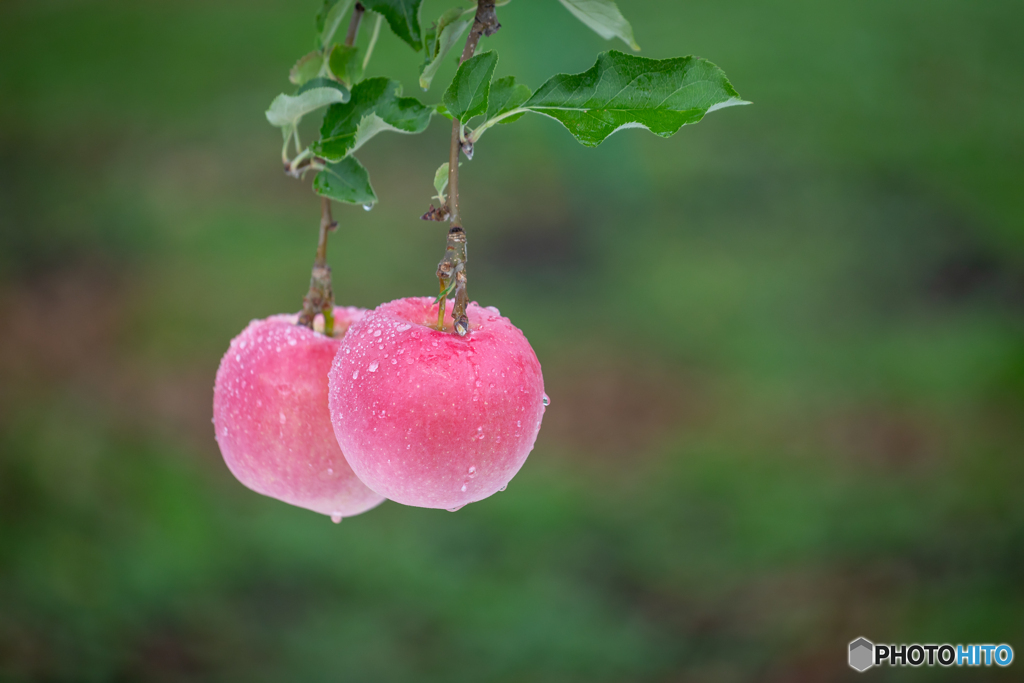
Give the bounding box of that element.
[361,0,424,51]
[314,156,378,205]
[317,0,355,48]
[557,0,640,51]
[419,7,473,90]
[265,83,350,129]
[290,50,325,86]
[523,50,747,147]
[312,77,433,161]
[328,44,362,86]
[433,162,450,197]
[442,50,498,121]
[297,77,349,96]
[485,76,531,124]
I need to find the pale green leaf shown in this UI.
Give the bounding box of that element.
[420,8,473,90]
[313,156,377,205]
[290,51,325,86]
[312,77,433,161]
[433,162,450,197]
[523,50,747,147]
[361,0,424,51]
[557,0,639,51]
[442,50,498,121]
[265,84,350,129]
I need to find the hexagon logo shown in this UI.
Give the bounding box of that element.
[849,637,874,672]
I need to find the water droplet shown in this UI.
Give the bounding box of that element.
[279,412,286,424]
[455,317,469,336]
[352,370,359,380]
[396,323,411,332]
[447,505,464,512]
[542,393,551,406]
[373,329,382,337]
[331,513,343,523]
[406,357,414,364]
[362,203,373,211]
[391,359,397,364]
[327,468,334,475]
[235,354,241,362]
[368,361,379,372]
[499,484,507,492]
[468,466,477,477]
[460,484,468,492]
[288,338,297,346]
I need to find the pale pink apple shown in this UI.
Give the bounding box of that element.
[213,308,384,520]
[328,297,547,510]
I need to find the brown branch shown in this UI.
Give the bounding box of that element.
[345,3,365,47]
[437,0,500,336]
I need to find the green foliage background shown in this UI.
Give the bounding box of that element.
[1,0,1022,680]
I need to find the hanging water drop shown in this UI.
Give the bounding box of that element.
[330,512,343,523]
[362,203,373,212]
[447,505,464,512]
[542,393,551,406]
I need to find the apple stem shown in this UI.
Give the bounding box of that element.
[296,5,365,336]
[297,197,338,335]
[437,0,499,336]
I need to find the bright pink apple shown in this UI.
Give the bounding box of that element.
[328,297,547,510]
[213,308,384,520]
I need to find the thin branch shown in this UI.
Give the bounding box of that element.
[344,3,365,47]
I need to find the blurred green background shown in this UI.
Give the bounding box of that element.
[2,0,1022,680]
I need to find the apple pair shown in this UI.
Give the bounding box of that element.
[212,298,546,520]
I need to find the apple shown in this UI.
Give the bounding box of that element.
[328,297,547,510]
[213,307,384,521]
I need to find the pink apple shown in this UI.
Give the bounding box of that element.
[213,307,384,520]
[328,297,547,510]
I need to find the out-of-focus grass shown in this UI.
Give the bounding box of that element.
[1,0,1022,681]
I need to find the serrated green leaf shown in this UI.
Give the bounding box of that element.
[290,51,325,86]
[442,50,498,121]
[317,0,355,48]
[361,0,424,51]
[485,76,531,123]
[328,44,362,86]
[314,156,377,205]
[523,50,747,147]
[433,162,450,197]
[266,84,350,129]
[312,77,433,161]
[419,8,473,90]
[557,0,640,51]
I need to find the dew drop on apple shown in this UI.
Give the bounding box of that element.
[542,393,550,406]
[331,512,343,523]
[467,466,477,478]
[447,505,464,512]
[368,361,379,372]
